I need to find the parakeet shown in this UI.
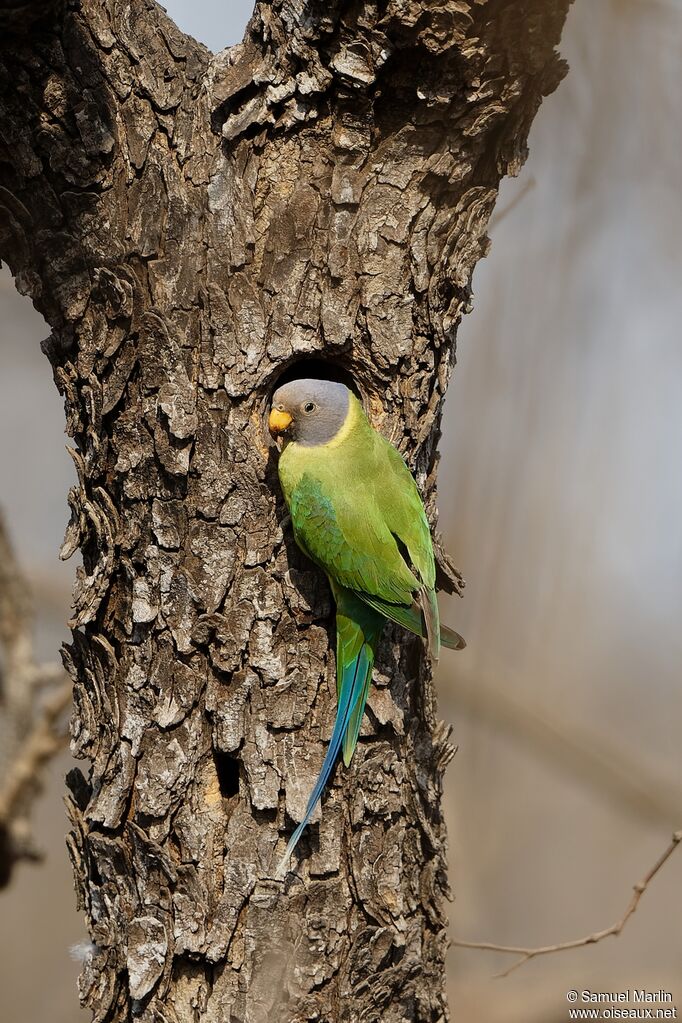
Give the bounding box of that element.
[268,378,464,876]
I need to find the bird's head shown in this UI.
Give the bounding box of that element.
[269,378,351,448]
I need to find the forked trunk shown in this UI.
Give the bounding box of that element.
[0,2,571,1019]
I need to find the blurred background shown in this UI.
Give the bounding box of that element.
[1,1,681,1020]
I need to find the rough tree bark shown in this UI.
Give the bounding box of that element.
[0,2,571,1020]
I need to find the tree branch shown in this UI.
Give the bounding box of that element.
[0,509,71,886]
[452,830,682,978]
[0,677,72,822]
[218,0,568,150]
[0,0,209,328]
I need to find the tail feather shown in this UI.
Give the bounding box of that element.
[275,582,464,879]
[275,591,382,878]
[275,651,366,878]
[342,645,374,767]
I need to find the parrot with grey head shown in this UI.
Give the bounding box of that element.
[268,378,464,876]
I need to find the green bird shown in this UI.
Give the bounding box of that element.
[268,378,464,876]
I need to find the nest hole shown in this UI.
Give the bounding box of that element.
[267,357,363,402]
[213,749,240,799]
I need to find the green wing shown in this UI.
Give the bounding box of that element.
[359,591,464,651]
[286,420,445,655]
[289,467,446,656]
[375,440,441,655]
[377,439,437,591]
[289,474,420,606]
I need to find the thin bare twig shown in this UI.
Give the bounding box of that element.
[452,829,682,977]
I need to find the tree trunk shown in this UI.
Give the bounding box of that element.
[0,1,571,1020]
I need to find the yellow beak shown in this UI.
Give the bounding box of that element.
[268,408,293,437]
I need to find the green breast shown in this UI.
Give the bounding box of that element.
[277,394,367,507]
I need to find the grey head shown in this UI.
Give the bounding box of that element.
[269,378,351,447]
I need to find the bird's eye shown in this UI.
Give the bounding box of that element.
[303,402,316,414]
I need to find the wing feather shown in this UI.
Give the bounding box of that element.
[289,474,419,606]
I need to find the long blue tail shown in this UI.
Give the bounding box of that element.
[275,589,383,878]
